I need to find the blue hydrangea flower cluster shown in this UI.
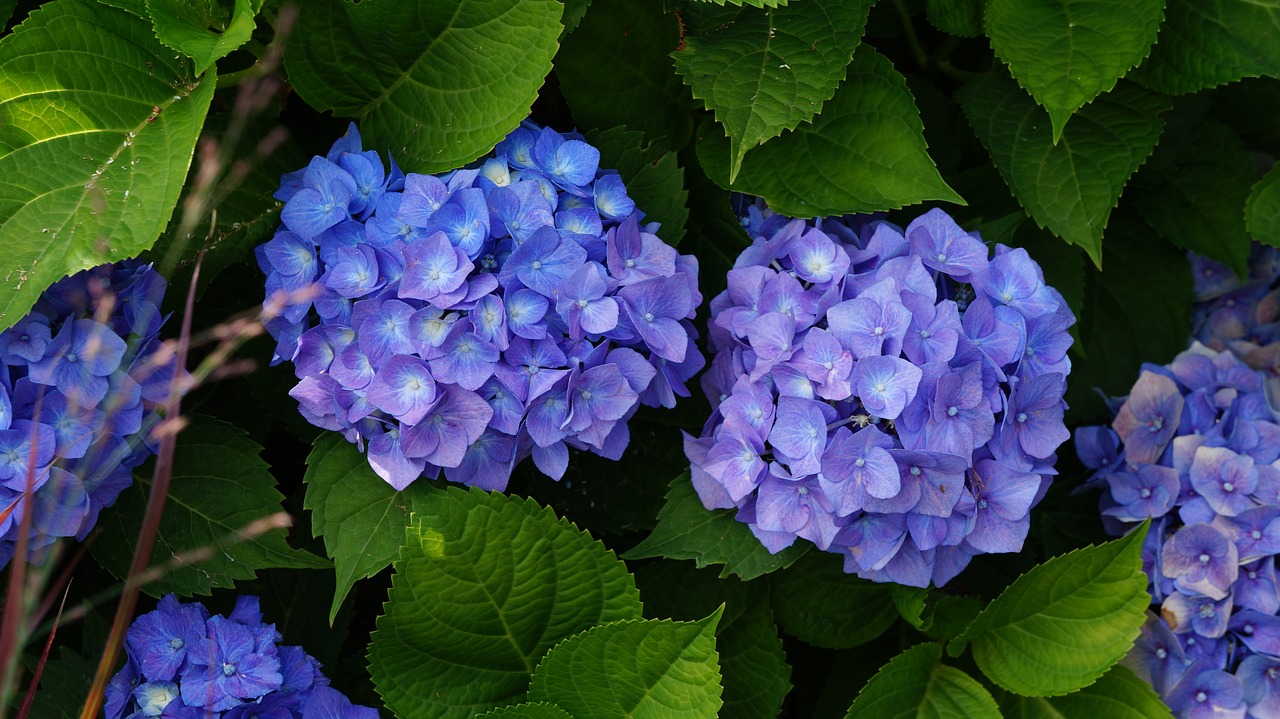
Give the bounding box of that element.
[257,122,703,492]
[1080,342,1280,718]
[0,261,178,569]
[106,594,376,719]
[687,203,1075,587]
[1189,245,1280,354]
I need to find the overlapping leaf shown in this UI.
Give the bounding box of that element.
[147,0,262,75]
[1248,163,1280,248]
[1132,0,1280,93]
[0,0,215,332]
[768,553,898,649]
[997,664,1174,718]
[284,0,561,173]
[844,643,1001,719]
[926,0,983,37]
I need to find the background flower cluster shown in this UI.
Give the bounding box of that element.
[686,201,1075,587]
[257,122,702,492]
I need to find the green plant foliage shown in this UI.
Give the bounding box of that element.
[919,596,986,643]
[585,126,689,246]
[768,552,899,649]
[996,664,1174,718]
[302,433,441,623]
[698,46,963,217]
[283,0,561,174]
[0,0,215,332]
[368,489,643,719]
[890,585,929,628]
[27,646,94,719]
[985,0,1164,140]
[844,643,1001,719]
[92,416,328,596]
[674,0,873,181]
[624,472,809,580]
[1248,163,1280,248]
[959,71,1170,266]
[475,704,575,719]
[527,612,724,718]
[146,0,261,75]
[949,524,1151,696]
[925,0,983,37]
[1131,0,1280,94]
[697,0,790,7]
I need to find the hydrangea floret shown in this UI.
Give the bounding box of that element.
[688,201,1075,587]
[0,261,179,569]
[1189,245,1280,355]
[106,594,377,719]
[1080,341,1280,718]
[257,122,703,492]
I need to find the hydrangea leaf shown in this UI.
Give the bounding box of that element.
[561,0,590,35]
[696,0,789,7]
[948,523,1151,696]
[926,0,983,37]
[145,0,261,75]
[556,0,693,150]
[92,416,329,597]
[585,126,689,247]
[0,0,15,27]
[475,704,575,719]
[0,0,215,333]
[368,488,643,719]
[1130,115,1254,276]
[1130,0,1280,94]
[843,643,1001,719]
[674,0,873,182]
[26,646,95,719]
[527,612,724,718]
[996,664,1173,719]
[890,585,929,628]
[986,0,1165,140]
[697,46,964,217]
[283,0,560,174]
[302,433,442,624]
[624,472,809,580]
[768,552,898,649]
[1247,162,1280,249]
[959,71,1170,267]
[920,596,986,643]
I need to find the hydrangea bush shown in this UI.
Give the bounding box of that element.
[0,261,178,568]
[687,203,1074,587]
[256,123,702,492]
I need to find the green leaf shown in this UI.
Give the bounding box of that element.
[0,0,16,29]
[768,552,898,649]
[697,46,963,217]
[926,0,984,37]
[1248,162,1280,248]
[844,643,1001,719]
[585,126,689,246]
[920,596,986,643]
[475,704,575,719]
[996,664,1174,718]
[1131,0,1280,94]
[958,71,1170,266]
[561,0,590,35]
[146,0,261,75]
[368,489,644,719]
[696,0,790,7]
[0,0,215,332]
[985,0,1164,140]
[556,0,693,150]
[674,0,873,181]
[890,586,929,629]
[28,647,94,719]
[624,472,809,580]
[303,433,440,623]
[949,523,1151,696]
[527,611,724,719]
[283,0,560,174]
[92,416,328,596]
[1130,116,1254,276]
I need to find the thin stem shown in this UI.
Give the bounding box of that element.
[215,60,270,89]
[894,0,929,70]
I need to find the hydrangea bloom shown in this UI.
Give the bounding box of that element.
[1189,245,1280,354]
[688,200,1074,587]
[1081,342,1280,718]
[106,594,377,719]
[0,261,179,569]
[258,122,702,492]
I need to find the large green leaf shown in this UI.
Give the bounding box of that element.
[949,524,1151,696]
[556,0,693,150]
[368,489,644,719]
[27,647,94,719]
[768,552,898,649]
[585,126,689,247]
[283,0,560,174]
[303,433,440,623]
[624,472,809,580]
[997,664,1173,718]
[959,71,1169,266]
[527,612,724,719]
[926,0,983,37]
[146,0,261,75]
[844,643,1001,719]
[986,0,1165,140]
[1131,0,1280,94]
[0,0,215,332]
[674,0,873,181]
[1248,162,1280,249]
[92,416,328,596]
[698,46,963,217]
[476,705,575,719]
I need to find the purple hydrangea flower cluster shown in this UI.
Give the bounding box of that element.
[0,261,179,569]
[687,204,1075,587]
[257,122,703,492]
[106,594,376,719]
[1190,245,1280,354]
[1081,342,1280,718]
